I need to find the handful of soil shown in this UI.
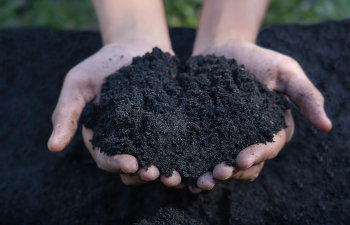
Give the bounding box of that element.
[82,48,289,180]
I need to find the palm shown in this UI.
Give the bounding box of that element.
[192,41,331,193]
[50,43,180,186]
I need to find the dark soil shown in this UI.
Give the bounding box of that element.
[82,48,288,179]
[1,22,350,225]
[136,208,207,225]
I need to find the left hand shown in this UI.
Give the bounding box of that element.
[188,41,332,194]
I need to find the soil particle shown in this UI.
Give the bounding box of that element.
[135,208,207,225]
[82,47,289,180]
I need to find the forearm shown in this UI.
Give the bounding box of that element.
[92,0,171,49]
[193,0,269,54]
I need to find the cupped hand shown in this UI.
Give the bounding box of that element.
[82,125,182,187]
[190,41,332,193]
[48,42,182,187]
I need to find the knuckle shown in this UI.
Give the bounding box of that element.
[65,69,96,102]
[65,70,80,84]
[278,55,300,75]
[67,66,85,78]
[65,68,89,89]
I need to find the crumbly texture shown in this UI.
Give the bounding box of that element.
[2,23,350,225]
[135,208,207,225]
[82,48,289,180]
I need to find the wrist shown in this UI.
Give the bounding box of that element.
[192,34,254,56]
[104,37,174,57]
[193,0,268,55]
[193,23,258,56]
[103,26,172,48]
[93,0,172,52]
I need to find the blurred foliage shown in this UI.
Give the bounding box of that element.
[265,0,350,24]
[0,0,349,29]
[0,0,96,29]
[164,0,202,27]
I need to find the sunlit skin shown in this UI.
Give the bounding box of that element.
[48,0,332,194]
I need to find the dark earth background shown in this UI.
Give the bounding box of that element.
[1,20,350,224]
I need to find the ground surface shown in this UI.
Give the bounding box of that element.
[136,208,207,225]
[0,21,350,225]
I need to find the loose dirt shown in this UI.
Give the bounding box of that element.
[82,48,288,180]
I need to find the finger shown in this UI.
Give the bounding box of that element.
[94,152,139,174]
[213,162,235,180]
[188,186,202,194]
[48,76,92,152]
[160,170,181,187]
[82,126,139,173]
[284,109,295,142]
[235,129,287,170]
[213,111,292,178]
[138,165,160,181]
[278,61,332,132]
[120,174,145,185]
[197,172,215,190]
[232,162,264,181]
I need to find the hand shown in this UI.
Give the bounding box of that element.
[48,42,183,186]
[189,41,332,194]
[82,125,182,187]
[48,0,185,187]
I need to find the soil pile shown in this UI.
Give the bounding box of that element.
[82,48,288,179]
[136,208,207,225]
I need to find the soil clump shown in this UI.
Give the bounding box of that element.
[82,48,288,179]
[136,208,207,225]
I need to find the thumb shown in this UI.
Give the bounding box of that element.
[48,83,87,152]
[278,59,332,132]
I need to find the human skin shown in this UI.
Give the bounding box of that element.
[48,0,184,187]
[48,0,332,192]
[190,0,332,193]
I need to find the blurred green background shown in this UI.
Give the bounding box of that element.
[0,0,349,29]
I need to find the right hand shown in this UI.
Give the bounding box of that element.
[48,42,182,186]
[191,41,331,193]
